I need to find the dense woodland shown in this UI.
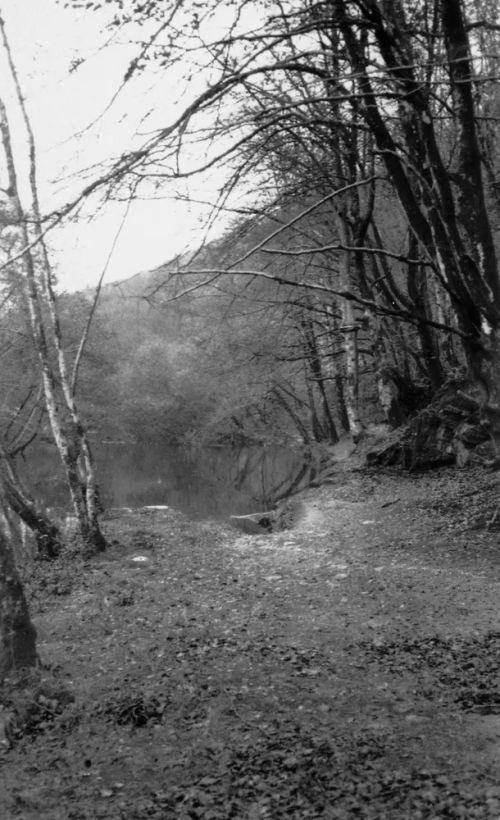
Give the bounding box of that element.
[0,0,500,686]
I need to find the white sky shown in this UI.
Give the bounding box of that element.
[0,0,232,292]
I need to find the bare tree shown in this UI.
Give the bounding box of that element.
[56,0,500,436]
[0,16,106,554]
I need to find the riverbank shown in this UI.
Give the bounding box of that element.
[1,464,500,818]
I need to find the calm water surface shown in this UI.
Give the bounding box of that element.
[23,443,316,520]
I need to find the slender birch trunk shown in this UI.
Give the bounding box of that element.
[340,292,364,441]
[334,211,364,440]
[0,95,105,553]
[328,89,365,440]
[0,16,106,553]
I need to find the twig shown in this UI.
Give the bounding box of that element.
[71,196,133,395]
[487,504,500,531]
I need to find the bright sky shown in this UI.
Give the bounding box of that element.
[0,0,230,292]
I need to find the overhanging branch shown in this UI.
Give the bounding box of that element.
[153,265,471,340]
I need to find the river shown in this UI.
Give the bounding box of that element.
[21,442,318,520]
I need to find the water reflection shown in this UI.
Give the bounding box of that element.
[20,443,317,520]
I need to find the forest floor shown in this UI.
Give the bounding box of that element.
[1,462,500,818]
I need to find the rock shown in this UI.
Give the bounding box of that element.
[366,381,496,471]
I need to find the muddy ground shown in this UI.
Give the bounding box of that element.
[1,463,500,818]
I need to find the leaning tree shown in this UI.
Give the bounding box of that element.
[0,15,106,554]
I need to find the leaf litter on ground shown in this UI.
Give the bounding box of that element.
[1,467,500,817]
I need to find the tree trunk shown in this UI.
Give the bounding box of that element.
[304,373,326,443]
[0,444,61,559]
[336,237,364,440]
[485,330,500,410]
[340,301,364,441]
[406,235,446,387]
[0,83,106,556]
[331,178,365,440]
[300,305,339,443]
[2,478,60,560]
[0,530,37,683]
[335,371,350,433]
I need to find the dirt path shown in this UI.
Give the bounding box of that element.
[1,467,500,818]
